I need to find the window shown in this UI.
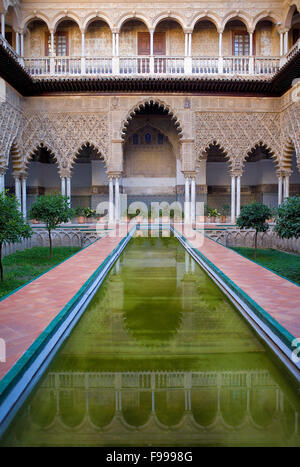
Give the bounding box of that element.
[46,32,68,56]
[138,32,166,55]
[233,31,250,56]
[145,133,152,144]
[132,134,139,145]
[157,133,164,144]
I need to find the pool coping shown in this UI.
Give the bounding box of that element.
[172,226,300,383]
[0,226,136,434]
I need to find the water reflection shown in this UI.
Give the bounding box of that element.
[1,234,300,446]
[3,370,300,446]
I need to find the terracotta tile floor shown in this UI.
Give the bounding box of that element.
[0,231,125,381]
[184,228,300,340]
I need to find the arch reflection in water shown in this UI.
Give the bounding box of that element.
[1,232,300,446]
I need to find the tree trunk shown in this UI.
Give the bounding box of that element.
[48,229,52,259]
[0,243,3,282]
[254,231,258,259]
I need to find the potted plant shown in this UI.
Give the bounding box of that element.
[219,204,230,223]
[75,206,85,224]
[83,207,97,223]
[207,208,220,223]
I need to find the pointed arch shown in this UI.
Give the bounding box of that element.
[24,142,59,174]
[120,98,184,141]
[244,141,279,171]
[71,141,106,171]
[199,140,232,171]
[282,137,297,172]
[9,139,23,174]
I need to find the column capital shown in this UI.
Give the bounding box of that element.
[277,169,291,178]
[217,28,224,34]
[59,169,71,178]
[108,171,122,179]
[183,171,196,179]
[230,169,243,178]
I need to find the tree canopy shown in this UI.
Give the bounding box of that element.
[29,193,75,258]
[0,190,32,281]
[275,197,300,240]
[236,202,272,258]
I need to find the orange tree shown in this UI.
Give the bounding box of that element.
[0,190,32,281]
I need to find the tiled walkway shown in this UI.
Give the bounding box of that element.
[0,231,125,381]
[185,228,300,340]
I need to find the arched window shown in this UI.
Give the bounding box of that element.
[145,133,152,144]
[158,133,164,145]
[133,134,139,145]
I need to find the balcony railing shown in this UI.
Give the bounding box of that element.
[22,55,283,78]
[1,33,299,79]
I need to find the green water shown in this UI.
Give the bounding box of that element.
[1,232,300,446]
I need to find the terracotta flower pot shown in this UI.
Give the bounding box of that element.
[77,216,85,224]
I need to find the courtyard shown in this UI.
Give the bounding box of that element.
[0,0,300,451]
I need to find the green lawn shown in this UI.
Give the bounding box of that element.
[0,246,81,299]
[231,247,300,285]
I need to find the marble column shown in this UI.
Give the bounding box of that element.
[15,177,21,211]
[184,177,190,223]
[20,32,24,57]
[15,32,20,55]
[66,177,71,206]
[61,177,66,196]
[109,177,114,223]
[236,176,241,218]
[278,176,283,205]
[231,176,236,224]
[21,177,27,218]
[0,171,4,193]
[191,177,196,224]
[284,31,289,55]
[1,14,5,39]
[81,32,85,73]
[115,177,120,223]
[284,175,290,199]
[184,33,188,57]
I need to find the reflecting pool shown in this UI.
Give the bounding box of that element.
[1,231,300,446]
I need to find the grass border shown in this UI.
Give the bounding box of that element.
[0,234,107,303]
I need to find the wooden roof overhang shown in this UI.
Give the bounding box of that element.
[1,42,300,97]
